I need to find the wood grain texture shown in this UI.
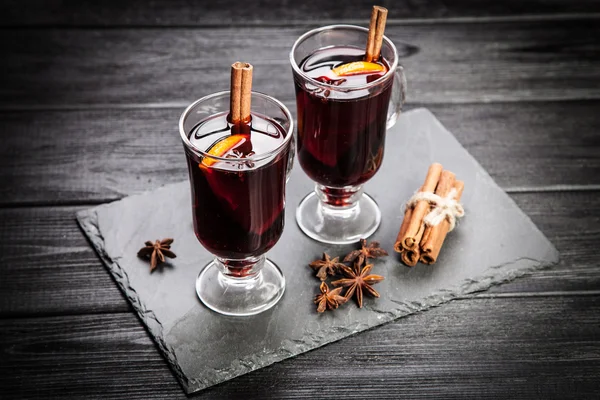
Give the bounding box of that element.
[0,206,130,316]
[0,0,598,397]
[0,191,598,316]
[1,20,599,108]
[1,102,599,205]
[2,0,600,27]
[1,296,599,399]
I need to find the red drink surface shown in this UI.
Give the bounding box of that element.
[184,112,289,260]
[295,46,392,188]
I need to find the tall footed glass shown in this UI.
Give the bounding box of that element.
[179,91,294,316]
[290,25,406,244]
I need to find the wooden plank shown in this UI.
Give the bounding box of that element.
[430,101,600,192]
[0,206,130,315]
[2,0,600,27]
[0,191,598,316]
[1,296,598,399]
[1,20,599,108]
[1,101,599,205]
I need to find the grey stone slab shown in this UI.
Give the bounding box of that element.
[77,108,558,394]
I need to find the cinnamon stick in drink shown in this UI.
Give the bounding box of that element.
[420,177,464,265]
[365,6,388,62]
[395,163,443,252]
[229,62,253,124]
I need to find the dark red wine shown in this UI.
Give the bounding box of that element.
[295,46,392,188]
[184,112,290,262]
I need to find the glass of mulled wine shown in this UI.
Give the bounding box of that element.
[290,25,406,244]
[179,91,293,316]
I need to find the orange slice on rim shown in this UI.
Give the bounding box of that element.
[200,134,249,167]
[332,61,386,77]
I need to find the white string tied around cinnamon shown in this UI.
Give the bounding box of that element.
[406,188,465,231]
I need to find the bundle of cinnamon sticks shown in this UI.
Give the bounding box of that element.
[395,163,465,266]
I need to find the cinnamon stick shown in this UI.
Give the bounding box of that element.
[420,178,464,265]
[365,6,388,62]
[229,62,253,124]
[419,170,456,248]
[394,206,412,253]
[395,163,443,252]
[395,205,418,266]
[400,248,420,267]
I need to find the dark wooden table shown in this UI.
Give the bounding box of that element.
[1,1,599,398]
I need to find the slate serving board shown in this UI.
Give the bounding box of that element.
[77,108,559,394]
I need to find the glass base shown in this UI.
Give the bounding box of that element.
[296,188,381,245]
[196,258,285,316]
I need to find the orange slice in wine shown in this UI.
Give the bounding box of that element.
[200,134,248,167]
[332,61,386,77]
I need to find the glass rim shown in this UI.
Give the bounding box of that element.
[179,90,294,164]
[289,24,399,91]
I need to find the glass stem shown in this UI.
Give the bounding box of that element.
[215,255,265,280]
[315,184,363,210]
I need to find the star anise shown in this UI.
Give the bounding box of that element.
[343,238,388,268]
[137,238,176,272]
[332,264,384,308]
[227,149,255,169]
[309,252,346,280]
[365,147,384,174]
[314,281,347,313]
